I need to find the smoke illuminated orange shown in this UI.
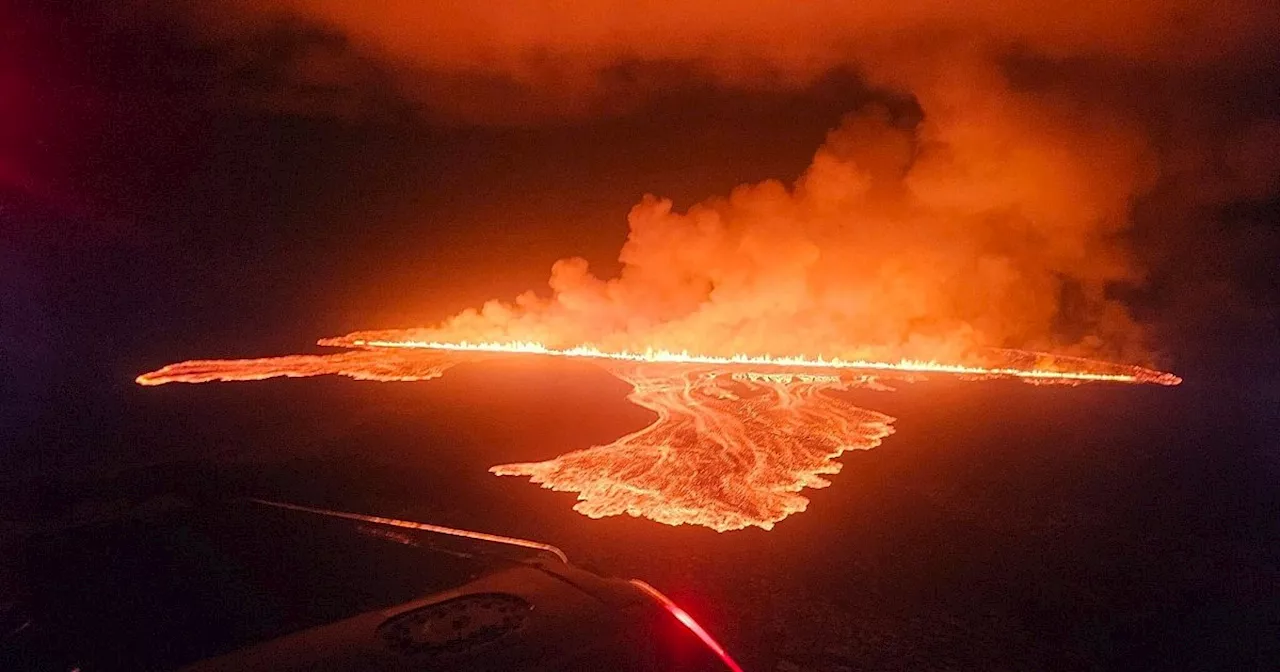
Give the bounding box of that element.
[136,337,1180,531]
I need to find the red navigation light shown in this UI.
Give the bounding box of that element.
[629,580,745,672]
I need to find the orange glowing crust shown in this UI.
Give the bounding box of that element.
[336,338,1183,386]
[491,363,894,531]
[134,349,460,386]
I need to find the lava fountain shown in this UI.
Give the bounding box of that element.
[137,338,1178,531]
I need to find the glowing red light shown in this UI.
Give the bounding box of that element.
[629,579,745,672]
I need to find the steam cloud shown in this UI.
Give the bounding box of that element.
[185,0,1279,363]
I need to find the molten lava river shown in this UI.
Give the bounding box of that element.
[137,339,1180,531]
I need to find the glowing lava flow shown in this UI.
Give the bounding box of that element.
[135,350,461,386]
[136,338,1180,531]
[491,363,894,531]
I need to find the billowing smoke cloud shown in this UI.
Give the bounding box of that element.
[339,61,1154,361]
[177,0,1278,363]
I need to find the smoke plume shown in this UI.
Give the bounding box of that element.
[176,0,1279,363]
[327,59,1153,361]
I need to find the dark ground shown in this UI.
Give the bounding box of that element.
[3,352,1277,671]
